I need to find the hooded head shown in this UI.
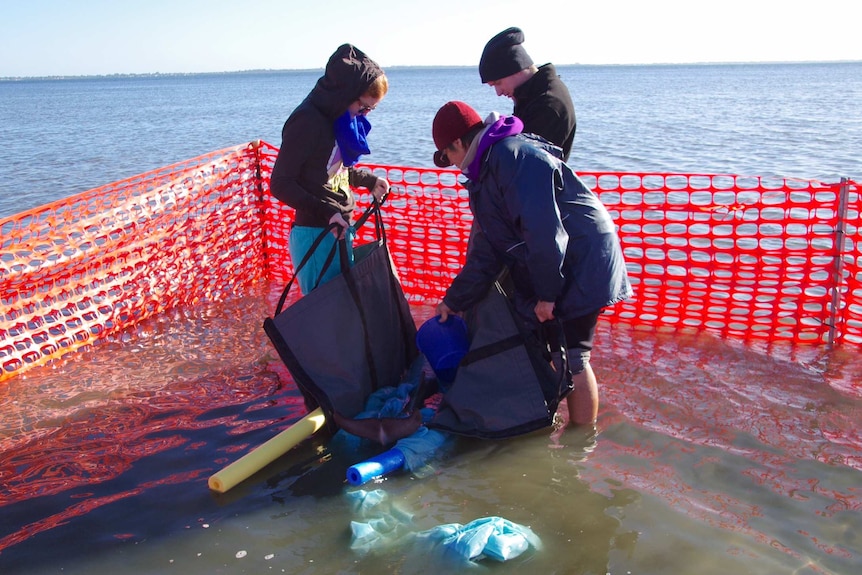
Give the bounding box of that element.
[309,44,386,119]
[479,27,534,83]
[432,101,483,167]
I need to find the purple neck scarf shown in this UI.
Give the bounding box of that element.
[464,114,524,179]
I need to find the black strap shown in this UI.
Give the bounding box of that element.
[540,318,572,397]
[273,195,387,315]
[338,235,381,389]
[273,192,409,393]
[335,192,397,391]
[460,334,522,366]
[274,222,339,315]
[354,190,388,231]
[312,237,339,291]
[461,277,572,395]
[369,193,416,367]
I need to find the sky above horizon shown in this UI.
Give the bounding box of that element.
[1,0,859,77]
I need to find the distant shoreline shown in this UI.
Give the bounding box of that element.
[2,60,859,82]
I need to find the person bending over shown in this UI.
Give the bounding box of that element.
[431,100,631,426]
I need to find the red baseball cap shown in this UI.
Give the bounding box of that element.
[432,101,483,167]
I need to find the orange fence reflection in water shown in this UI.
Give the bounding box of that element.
[0,287,307,554]
[583,322,862,568]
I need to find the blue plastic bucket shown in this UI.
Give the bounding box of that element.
[416,315,469,385]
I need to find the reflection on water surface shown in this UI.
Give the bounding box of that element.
[1,287,860,574]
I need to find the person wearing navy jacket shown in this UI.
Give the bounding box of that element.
[431,101,631,426]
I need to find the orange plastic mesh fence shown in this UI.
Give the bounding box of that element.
[2,141,861,382]
[1,143,267,382]
[263,155,861,347]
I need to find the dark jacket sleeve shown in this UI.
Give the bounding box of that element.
[443,224,504,313]
[348,166,379,190]
[270,111,339,222]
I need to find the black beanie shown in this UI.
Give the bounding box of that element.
[479,27,534,83]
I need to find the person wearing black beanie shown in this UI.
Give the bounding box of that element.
[479,27,577,162]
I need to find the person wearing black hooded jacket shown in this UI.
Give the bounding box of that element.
[270,43,390,294]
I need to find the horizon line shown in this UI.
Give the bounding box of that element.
[2,59,860,82]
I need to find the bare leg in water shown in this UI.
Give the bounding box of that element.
[567,363,599,426]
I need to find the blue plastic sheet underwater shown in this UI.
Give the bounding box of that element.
[347,489,542,564]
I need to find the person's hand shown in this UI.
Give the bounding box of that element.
[371,177,390,202]
[436,301,456,322]
[534,300,555,322]
[328,212,349,239]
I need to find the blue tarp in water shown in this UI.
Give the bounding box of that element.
[347,489,542,564]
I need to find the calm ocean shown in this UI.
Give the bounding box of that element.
[1,62,861,218]
[2,63,862,575]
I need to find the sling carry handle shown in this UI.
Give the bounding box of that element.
[274,195,387,316]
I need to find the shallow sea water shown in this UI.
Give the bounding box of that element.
[2,62,861,218]
[1,284,860,575]
[2,62,862,573]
